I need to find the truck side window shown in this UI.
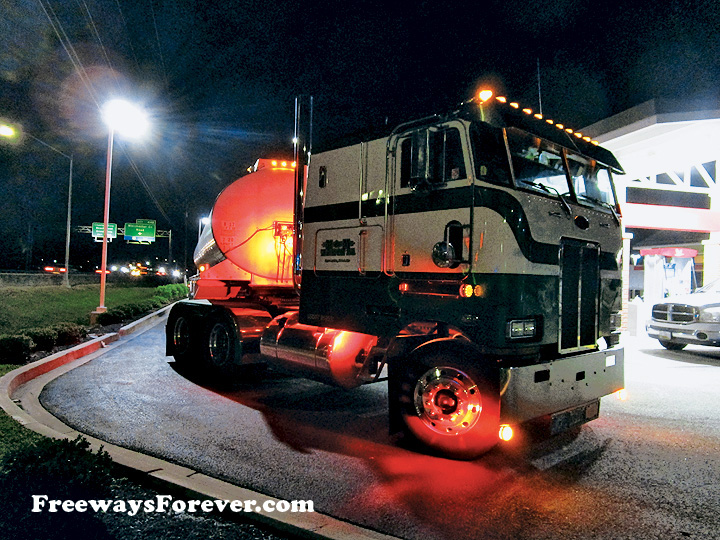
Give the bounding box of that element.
[399,127,466,189]
[433,128,465,183]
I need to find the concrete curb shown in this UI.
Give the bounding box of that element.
[0,306,398,540]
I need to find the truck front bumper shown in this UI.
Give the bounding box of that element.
[499,347,624,425]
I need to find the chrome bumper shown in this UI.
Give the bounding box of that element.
[499,347,624,424]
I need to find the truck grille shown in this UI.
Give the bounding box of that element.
[559,240,599,352]
[652,304,697,323]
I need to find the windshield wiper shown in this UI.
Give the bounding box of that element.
[522,181,572,217]
[577,195,620,225]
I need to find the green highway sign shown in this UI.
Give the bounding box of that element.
[124,220,156,241]
[92,222,117,239]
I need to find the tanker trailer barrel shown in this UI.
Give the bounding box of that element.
[193,214,225,269]
[191,159,296,282]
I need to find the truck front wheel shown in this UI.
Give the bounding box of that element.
[398,353,500,459]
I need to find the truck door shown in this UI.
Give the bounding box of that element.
[386,123,472,277]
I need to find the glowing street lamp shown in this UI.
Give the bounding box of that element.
[0,124,15,137]
[93,99,149,317]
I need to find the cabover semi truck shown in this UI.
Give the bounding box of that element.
[166,92,625,459]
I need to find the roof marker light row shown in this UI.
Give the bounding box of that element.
[478,90,599,146]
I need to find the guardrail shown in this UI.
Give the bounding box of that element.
[0,273,100,287]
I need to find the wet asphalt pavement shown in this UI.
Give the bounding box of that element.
[40,322,720,540]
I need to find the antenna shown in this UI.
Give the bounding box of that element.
[537,57,543,116]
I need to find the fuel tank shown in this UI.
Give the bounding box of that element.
[194,159,295,283]
[260,311,379,389]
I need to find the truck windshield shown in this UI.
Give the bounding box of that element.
[506,128,570,196]
[566,152,617,207]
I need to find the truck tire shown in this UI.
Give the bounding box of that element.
[659,340,686,351]
[397,351,500,459]
[202,312,241,379]
[168,313,196,367]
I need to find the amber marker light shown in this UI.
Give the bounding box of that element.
[478,89,493,102]
[509,102,519,109]
[614,389,628,401]
[499,424,514,442]
[522,108,532,115]
[496,96,507,103]
[460,284,474,298]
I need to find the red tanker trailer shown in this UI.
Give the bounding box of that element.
[191,158,295,299]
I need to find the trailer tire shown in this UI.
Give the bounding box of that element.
[169,313,196,367]
[397,350,500,459]
[202,312,241,379]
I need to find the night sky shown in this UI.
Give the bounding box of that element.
[1,0,719,271]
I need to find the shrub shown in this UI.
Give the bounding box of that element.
[155,283,188,301]
[23,327,59,352]
[95,309,124,326]
[0,436,113,540]
[50,322,87,346]
[0,334,35,363]
[94,285,188,327]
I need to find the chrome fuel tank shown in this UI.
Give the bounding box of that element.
[260,311,378,389]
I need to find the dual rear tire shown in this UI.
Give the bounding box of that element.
[169,309,242,380]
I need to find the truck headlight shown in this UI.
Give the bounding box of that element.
[507,318,537,339]
[699,307,720,322]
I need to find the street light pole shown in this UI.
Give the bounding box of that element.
[97,127,114,312]
[91,99,149,321]
[64,155,73,288]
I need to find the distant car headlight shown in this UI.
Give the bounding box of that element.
[698,307,720,322]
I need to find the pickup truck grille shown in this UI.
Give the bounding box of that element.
[652,304,698,323]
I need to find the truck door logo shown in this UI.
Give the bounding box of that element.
[321,238,356,257]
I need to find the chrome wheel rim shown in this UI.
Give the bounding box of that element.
[208,323,231,366]
[413,366,482,436]
[173,317,190,355]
